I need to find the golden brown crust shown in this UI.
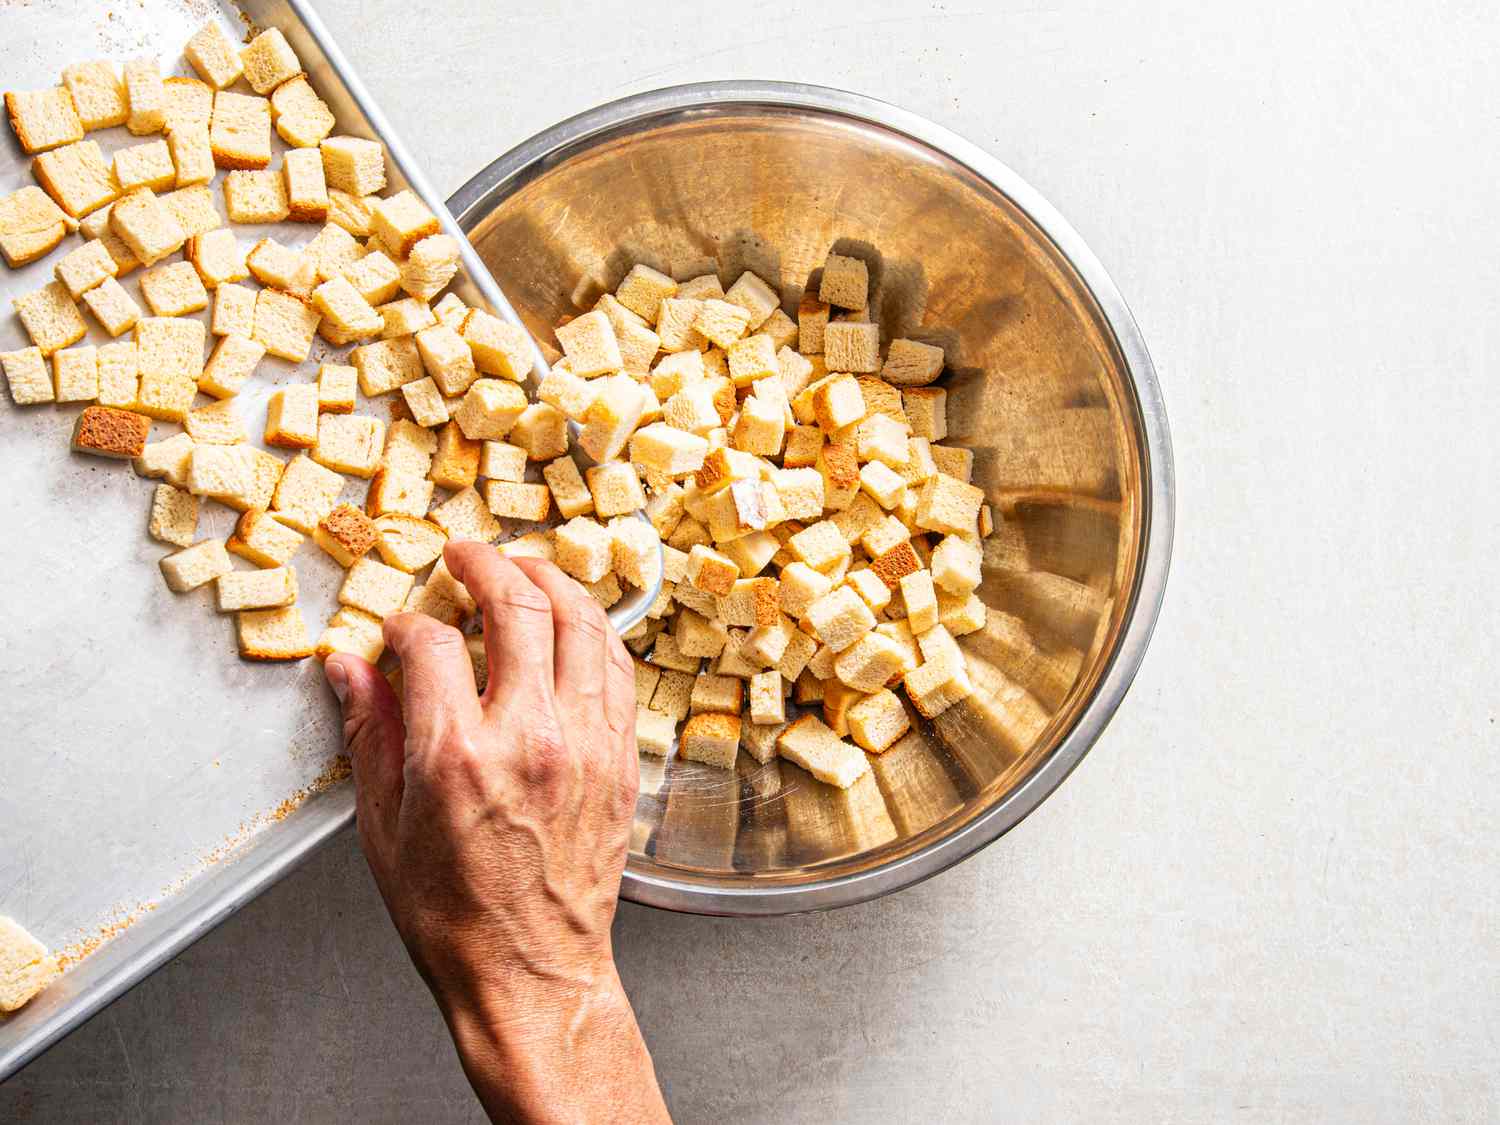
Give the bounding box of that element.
[870,540,921,589]
[320,503,378,555]
[749,578,780,627]
[856,376,904,424]
[819,443,859,489]
[683,710,741,743]
[72,406,150,458]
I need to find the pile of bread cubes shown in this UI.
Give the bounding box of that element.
[1,20,995,801]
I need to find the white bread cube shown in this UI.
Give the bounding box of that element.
[787,520,850,574]
[727,333,779,390]
[881,338,944,387]
[609,517,661,589]
[846,567,893,614]
[806,585,876,653]
[247,238,316,297]
[321,136,386,196]
[509,402,569,461]
[159,537,232,592]
[313,275,383,342]
[373,514,446,572]
[0,185,71,268]
[724,271,780,330]
[264,384,320,449]
[51,345,98,402]
[778,627,819,683]
[272,452,345,533]
[121,58,165,135]
[578,374,650,463]
[818,252,868,310]
[555,310,622,377]
[54,238,118,298]
[538,366,600,421]
[655,297,707,352]
[186,228,248,289]
[717,576,780,628]
[216,566,297,613]
[428,486,499,543]
[222,168,288,223]
[484,480,551,523]
[717,529,777,578]
[353,336,423,396]
[167,123,214,188]
[371,190,440,258]
[676,274,724,301]
[824,322,881,374]
[535,455,591,519]
[460,309,532,380]
[630,422,709,478]
[740,615,794,667]
[399,235,461,302]
[209,90,271,170]
[379,297,436,340]
[686,543,738,596]
[236,606,314,661]
[904,651,974,718]
[615,263,677,322]
[760,307,798,351]
[163,77,213,134]
[769,467,823,522]
[902,386,947,441]
[740,717,787,764]
[857,375,905,425]
[301,222,362,284]
[415,324,478,396]
[315,606,386,664]
[253,288,320,362]
[649,668,696,719]
[184,22,244,89]
[95,340,139,405]
[679,711,740,769]
[185,397,246,445]
[833,631,907,693]
[197,333,263,399]
[211,283,256,338]
[690,673,743,715]
[479,440,526,483]
[1,347,53,406]
[134,431,194,487]
[915,472,984,536]
[586,461,645,517]
[327,189,376,237]
[6,86,83,154]
[314,413,385,477]
[811,375,866,434]
[270,74,336,147]
[136,367,195,420]
[399,376,449,428]
[186,443,252,502]
[847,689,910,754]
[937,591,986,636]
[777,561,832,619]
[0,916,60,1013]
[930,535,982,594]
[113,138,174,193]
[797,294,830,354]
[284,147,329,222]
[339,556,414,619]
[365,468,433,519]
[428,420,481,490]
[228,508,304,568]
[314,503,378,567]
[381,418,438,474]
[159,182,220,233]
[915,622,962,668]
[857,412,911,470]
[858,461,906,509]
[15,280,88,357]
[635,708,677,757]
[499,531,555,563]
[432,292,468,330]
[554,516,613,583]
[695,299,752,349]
[636,656,664,706]
[149,480,200,547]
[747,669,785,725]
[732,394,785,456]
[34,138,117,218]
[239,28,301,94]
[454,378,527,441]
[776,714,869,788]
[140,261,209,317]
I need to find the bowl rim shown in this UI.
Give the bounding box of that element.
[447,80,1176,916]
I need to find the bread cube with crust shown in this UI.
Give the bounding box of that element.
[264,384,320,449]
[372,514,446,572]
[0,185,72,267]
[690,673,743,716]
[904,651,973,718]
[148,483,199,548]
[159,538,232,592]
[426,420,479,491]
[881,338,944,387]
[184,22,244,89]
[314,503,378,567]
[930,535,982,594]
[365,467,433,519]
[413,324,477,397]
[210,91,272,170]
[271,77,336,149]
[321,136,386,196]
[554,516,613,583]
[915,472,983,537]
[748,669,785,725]
[371,190,440,258]
[236,606,314,661]
[480,438,527,481]
[460,309,532,380]
[818,253,868,311]
[33,139,117,218]
[776,714,869,788]
[253,288,320,362]
[847,689,910,754]
[315,606,385,664]
[648,669,696,720]
[833,631,907,693]
[272,452,345,533]
[283,147,329,222]
[695,299,752,349]
[185,228,247,290]
[655,297,706,352]
[680,711,740,769]
[215,566,297,613]
[210,283,256,339]
[353,336,423,396]
[339,556,414,619]
[686,544,738,596]
[484,480,551,523]
[635,708,677,757]
[184,397,246,445]
[717,577,780,628]
[228,508,304,567]
[54,238,117,299]
[586,461,645,518]
[579,374,650,463]
[313,275,383,342]
[222,168,288,223]
[609,517,661,589]
[313,413,385,477]
[538,456,592,519]
[724,271,780,330]
[72,405,150,459]
[6,86,83,154]
[615,264,677,323]
[399,235,460,302]
[806,585,876,653]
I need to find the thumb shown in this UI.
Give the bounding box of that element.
[326,654,405,870]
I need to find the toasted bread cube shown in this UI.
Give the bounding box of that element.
[482,480,550,524]
[430,292,467,330]
[502,402,564,461]
[847,689,909,754]
[614,263,677,323]
[6,86,83,154]
[648,669,696,721]
[744,669,783,725]
[186,443,251,502]
[630,421,710,478]
[51,344,98,402]
[555,310,621,377]
[537,365,599,421]
[270,76,335,148]
[776,714,868,788]
[163,76,213,133]
[394,235,458,303]
[75,278,138,340]
[914,472,983,537]
[475,441,525,484]
[134,431,194,487]
[72,404,151,460]
[717,577,780,628]
[370,190,440,258]
[818,253,868,310]
[767,467,821,522]
[314,503,378,567]
[499,531,555,563]
[310,275,381,343]
[321,136,385,196]
[401,580,464,627]
[635,708,677,757]
[900,436,939,486]
[313,413,385,477]
[1,347,53,406]
[366,467,433,518]
[338,556,414,619]
[14,280,87,357]
[239,28,301,95]
[158,178,223,232]
[778,422,821,469]
[651,629,704,674]
[824,321,881,375]
[759,307,798,352]
[671,274,720,301]
[315,606,385,664]
[663,383,721,434]
[901,386,947,441]
[787,520,850,574]
[541,456,593,518]
[680,711,739,769]
[833,631,907,693]
[227,508,303,568]
[856,514,905,559]
[647,489,688,544]
[246,238,314,298]
[695,299,752,349]
[584,461,644,518]
[690,673,743,715]
[666,516,710,552]
[372,513,446,572]
[182,228,246,290]
[926,444,972,484]
[147,482,199,548]
[869,537,921,589]
[686,544,739,596]
[855,376,904,426]
[732,394,786,456]
[234,605,313,661]
[276,146,329,223]
[424,421,478,492]
[271,452,345,532]
[208,283,255,339]
[427,558,480,618]
[554,516,613,583]
[137,261,207,319]
[159,537,232,592]
[452,377,525,442]
[429,485,499,542]
[216,566,297,613]
[578,374,650,463]
[184,397,245,445]
[381,417,437,474]
[936,590,986,636]
[454,309,530,381]
[795,295,831,355]
[881,338,944,387]
[53,238,117,300]
[210,90,271,170]
[413,324,477,397]
[806,585,877,653]
[655,297,706,352]
[397,376,447,427]
[182,21,243,88]
[723,271,780,331]
[251,288,318,362]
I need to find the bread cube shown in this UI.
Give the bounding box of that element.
[309,503,376,567]
[824,322,881,375]
[458,309,532,380]
[182,229,245,291]
[503,403,568,464]
[315,605,386,664]
[338,556,414,619]
[380,418,437,474]
[499,531,555,564]
[806,585,876,653]
[716,577,780,628]
[53,238,117,299]
[732,394,786,456]
[858,461,906,510]
[371,513,446,573]
[845,689,909,754]
[679,711,740,769]
[138,261,208,318]
[686,544,739,597]
[184,22,244,89]
[163,76,213,133]
[246,239,315,298]
[329,191,377,240]
[207,284,255,340]
[694,299,752,349]
[608,517,661,589]
[88,339,135,407]
[809,374,865,433]
[537,366,598,422]
[427,419,480,490]
[426,486,497,543]
[663,384,721,435]
[238,27,301,94]
[270,76,335,148]
[351,336,422,397]
[145,482,198,548]
[161,183,222,234]
[453,378,527,442]
[377,297,435,341]
[737,669,782,725]
[904,650,974,718]
[116,56,165,136]
[723,271,780,330]
[185,443,251,503]
[615,263,677,323]
[159,538,232,592]
[542,456,594,518]
[33,138,116,219]
[548,516,610,583]
[1,347,53,406]
[209,90,271,170]
[396,376,447,428]
[320,136,386,196]
[857,414,911,472]
[52,346,98,402]
[14,280,86,358]
[846,568,893,615]
[648,669,696,720]
[278,147,328,222]
[71,404,150,461]
[234,605,314,661]
[875,336,944,387]
[184,397,246,445]
[585,461,645,518]
[629,422,709,479]
[683,672,739,717]
[252,288,320,362]
[0,185,70,267]
[216,566,297,613]
[57,61,123,132]
[134,431,195,488]
[110,138,172,194]
[555,310,622,377]
[787,520,849,575]
[272,452,345,533]
[578,374,650,462]
[263,384,319,449]
[772,560,829,620]
[370,190,440,258]
[365,467,433,519]
[313,413,385,477]
[818,253,868,310]
[430,292,467,330]
[311,275,382,343]
[930,535,982,594]
[410,324,476,397]
[6,86,83,154]
[776,714,868,788]
[900,385,948,441]
[483,480,551,523]
[914,472,983,538]
[634,708,677,757]
[832,631,906,694]
[163,122,213,189]
[225,508,302,568]
[655,297,706,352]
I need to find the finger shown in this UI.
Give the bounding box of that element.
[325,655,405,871]
[603,627,641,816]
[509,558,611,733]
[443,542,556,711]
[381,612,482,751]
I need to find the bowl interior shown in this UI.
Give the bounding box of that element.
[463,97,1149,908]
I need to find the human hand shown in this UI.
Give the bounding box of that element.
[324,541,668,1124]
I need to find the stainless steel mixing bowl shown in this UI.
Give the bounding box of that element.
[448,82,1174,914]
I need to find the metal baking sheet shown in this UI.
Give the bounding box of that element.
[0,0,645,1079]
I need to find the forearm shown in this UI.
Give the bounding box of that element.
[442,967,670,1125]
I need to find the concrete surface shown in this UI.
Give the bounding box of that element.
[6,0,1500,1121]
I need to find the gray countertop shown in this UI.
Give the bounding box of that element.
[5,1,1498,1121]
